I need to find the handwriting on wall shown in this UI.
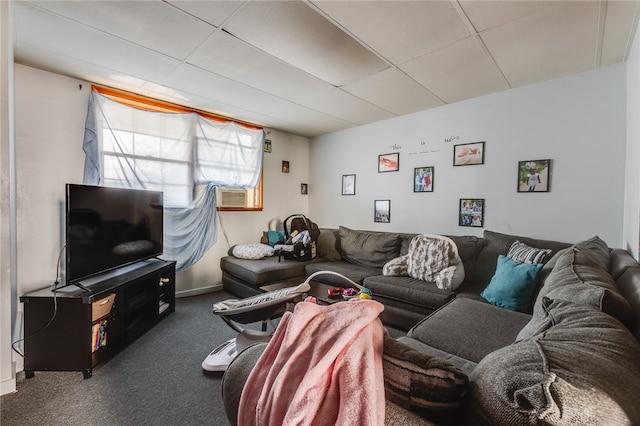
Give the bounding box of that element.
[393,135,461,156]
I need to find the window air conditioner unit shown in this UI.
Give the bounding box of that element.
[216,187,247,208]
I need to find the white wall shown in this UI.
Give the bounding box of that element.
[1,0,16,396]
[310,64,627,248]
[625,24,640,259]
[12,64,310,297]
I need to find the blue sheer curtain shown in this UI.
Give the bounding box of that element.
[82,91,264,272]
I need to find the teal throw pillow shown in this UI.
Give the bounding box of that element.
[267,230,286,247]
[481,255,544,312]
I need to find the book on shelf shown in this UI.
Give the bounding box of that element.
[91,320,108,353]
[159,300,170,314]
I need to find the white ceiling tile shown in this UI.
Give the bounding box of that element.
[164,64,295,115]
[459,1,557,32]
[222,1,388,86]
[22,0,215,60]
[165,0,244,27]
[14,3,182,83]
[343,68,445,116]
[311,0,470,64]
[11,0,640,137]
[600,0,640,65]
[187,31,335,104]
[401,36,508,103]
[480,2,600,87]
[298,88,395,125]
[269,103,356,134]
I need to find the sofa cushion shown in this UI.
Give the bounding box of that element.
[573,235,610,270]
[481,255,544,312]
[364,275,455,312]
[473,230,570,286]
[407,298,531,363]
[507,240,552,264]
[220,256,309,286]
[616,267,640,342]
[339,226,401,268]
[382,335,468,424]
[396,336,478,375]
[447,235,483,284]
[609,248,639,280]
[316,229,341,261]
[305,261,380,286]
[470,299,640,425]
[534,245,632,326]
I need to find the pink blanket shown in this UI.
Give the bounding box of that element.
[238,300,386,426]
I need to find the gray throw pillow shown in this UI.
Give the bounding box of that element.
[339,226,400,268]
[383,335,468,424]
[573,235,610,270]
[471,299,640,425]
[533,246,632,326]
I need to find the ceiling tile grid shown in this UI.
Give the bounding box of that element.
[11,0,640,138]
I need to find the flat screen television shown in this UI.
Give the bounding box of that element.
[65,184,164,286]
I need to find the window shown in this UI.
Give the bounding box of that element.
[92,85,263,210]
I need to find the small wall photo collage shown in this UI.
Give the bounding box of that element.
[340,141,552,227]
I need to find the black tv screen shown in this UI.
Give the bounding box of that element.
[66,184,163,284]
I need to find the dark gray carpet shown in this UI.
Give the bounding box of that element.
[1,291,239,426]
[1,291,407,425]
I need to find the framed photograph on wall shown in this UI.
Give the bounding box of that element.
[459,198,484,227]
[374,200,390,223]
[378,152,399,172]
[453,141,485,166]
[282,161,290,173]
[414,167,434,192]
[301,183,308,195]
[342,174,356,195]
[517,159,551,192]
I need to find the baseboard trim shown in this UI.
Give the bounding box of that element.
[0,376,16,396]
[175,284,224,298]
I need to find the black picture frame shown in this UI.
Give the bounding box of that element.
[459,198,484,227]
[517,159,551,192]
[414,166,434,192]
[301,183,308,195]
[378,152,399,172]
[374,200,390,223]
[453,141,485,166]
[342,174,356,195]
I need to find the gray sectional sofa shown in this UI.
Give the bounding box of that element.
[220,227,640,425]
[221,226,570,330]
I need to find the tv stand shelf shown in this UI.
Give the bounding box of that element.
[20,259,176,379]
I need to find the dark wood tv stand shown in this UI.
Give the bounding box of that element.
[20,258,176,379]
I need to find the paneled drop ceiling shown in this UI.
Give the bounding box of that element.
[12,0,640,138]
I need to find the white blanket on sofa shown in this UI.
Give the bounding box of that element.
[383,234,465,290]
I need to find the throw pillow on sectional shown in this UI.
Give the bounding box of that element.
[472,230,570,287]
[470,298,640,425]
[231,243,274,260]
[382,335,468,425]
[382,255,409,276]
[480,255,544,312]
[533,246,633,326]
[507,240,552,264]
